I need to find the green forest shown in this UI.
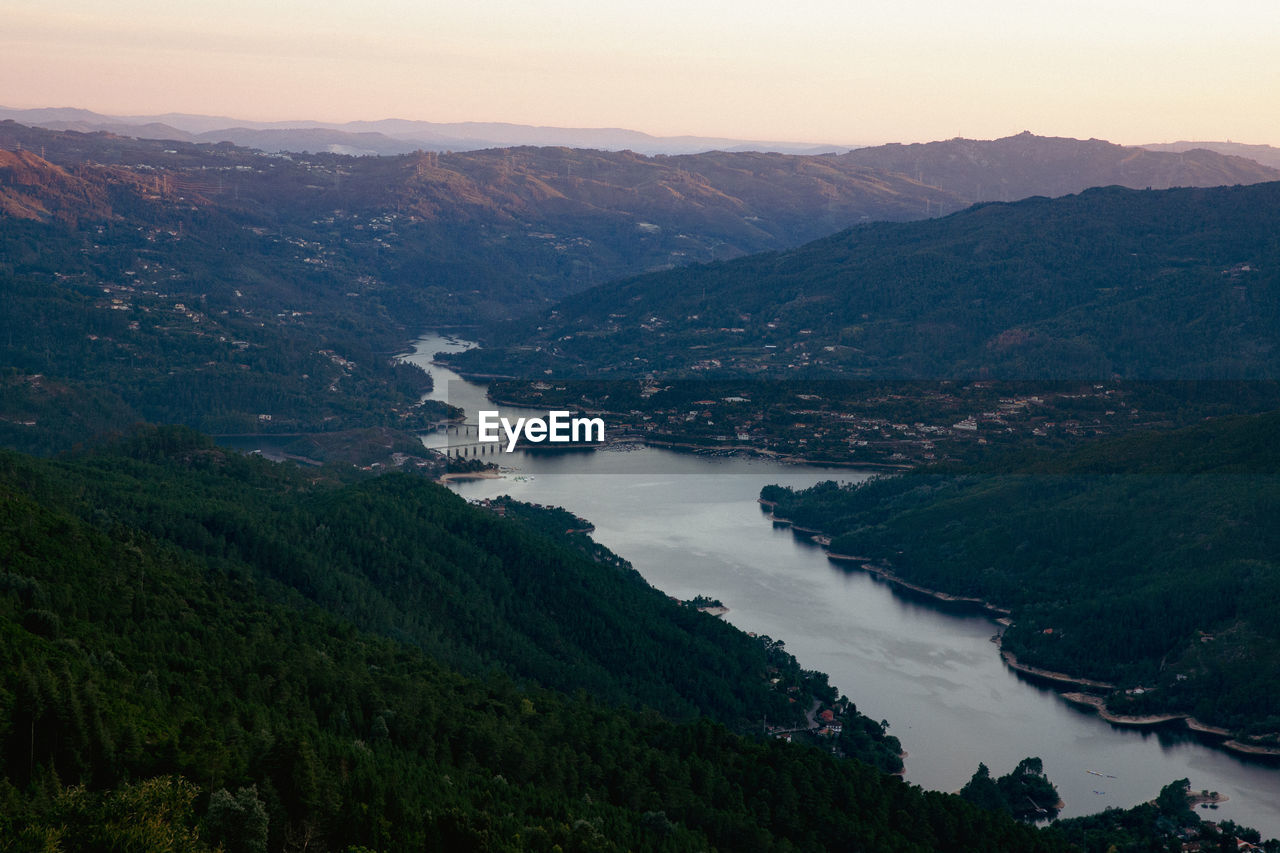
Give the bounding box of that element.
[760,411,1280,738]
[0,427,1073,851]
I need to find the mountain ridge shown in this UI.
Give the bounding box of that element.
[0,105,850,156]
[839,131,1280,203]
[445,180,1280,380]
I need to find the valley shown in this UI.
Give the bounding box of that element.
[407,333,1280,837]
[3,118,1280,850]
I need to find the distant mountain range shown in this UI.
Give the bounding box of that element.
[1141,140,1280,171]
[0,120,961,314]
[0,105,849,156]
[3,117,1278,330]
[837,131,1280,204]
[7,106,1279,177]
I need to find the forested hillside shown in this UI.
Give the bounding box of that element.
[759,411,1280,739]
[0,428,1063,851]
[6,124,1280,462]
[447,181,1280,381]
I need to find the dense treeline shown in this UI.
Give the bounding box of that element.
[26,427,815,731]
[959,757,1060,821]
[0,430,1066,851]
[760,411,1280,735]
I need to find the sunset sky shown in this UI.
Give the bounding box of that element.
[5,0,1278,146]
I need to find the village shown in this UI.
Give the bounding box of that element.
[487,377,1168,466]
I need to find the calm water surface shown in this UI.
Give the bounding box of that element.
[402,334,1280,836]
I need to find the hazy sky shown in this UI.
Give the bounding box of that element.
[5,0,1278,145]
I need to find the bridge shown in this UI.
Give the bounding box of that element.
[426,421,504,459]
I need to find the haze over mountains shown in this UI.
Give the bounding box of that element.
[1141,140,1280,171]
[6,106,1280,180]
[836,131,1280,203]
[3,116,1279,450]
[0,106,848,157]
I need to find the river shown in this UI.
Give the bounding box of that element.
[400,333,1280,836]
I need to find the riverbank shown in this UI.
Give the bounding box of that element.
[438,469,504,483]
[1005,659,1115,692]
[1061,692,1181,726]
[474,401,915,468]
[758,498,1280,761]
[1223,741,1280,758]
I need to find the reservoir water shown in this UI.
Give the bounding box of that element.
[402,333,1280,837]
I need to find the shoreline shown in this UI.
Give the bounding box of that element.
[438,469,504,483]
[1003,657,1115,692]
[1060,692,1182,726]
[759,499,1280,758]
[1222,740,1280,757]
[824,552,1013,618]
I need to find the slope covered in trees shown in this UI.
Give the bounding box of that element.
[0,430,1064,851]
[759,411,1280,739]
[6,124,1279,461]
[447,181,1280,382]
[0,120,962,321]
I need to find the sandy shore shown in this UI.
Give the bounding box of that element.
[1058,693,1278,752]
[1003,656,1116,691]
[438,469,504,483]
[1060,692,1183,726]
[1222,740,1280,757]
[1186,719,1234,737]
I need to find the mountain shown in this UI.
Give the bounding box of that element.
[839,131,1280,203]
[189,125,446,156]
[445,181,1280,381]
[1142,140,1280,171]
[0,120,961,320]
[0,106,848,156]
[0,121,967,458]
[0,148,115,222]
[7,121,1280,461]
[34,119,199,143]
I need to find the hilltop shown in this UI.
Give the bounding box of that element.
[840,131,1279,203]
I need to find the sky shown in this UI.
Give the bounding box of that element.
[4,0,1279,146]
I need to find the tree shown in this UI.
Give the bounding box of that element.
[960,763,1009,814]
[205,785,269,853]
